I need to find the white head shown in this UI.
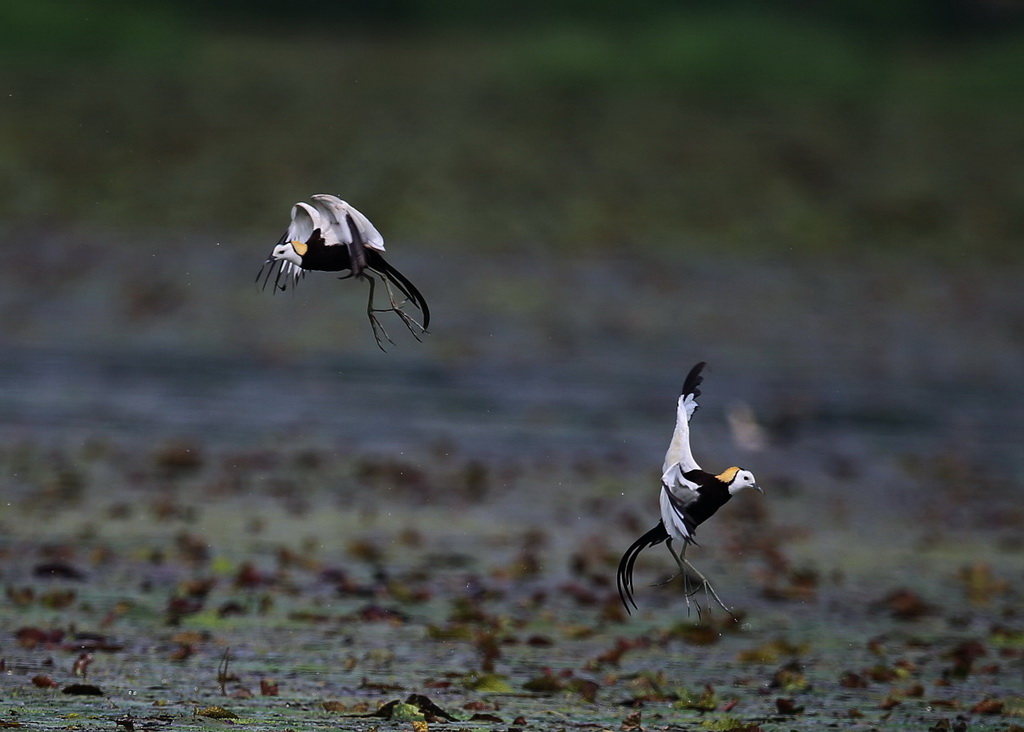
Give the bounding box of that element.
[716,466,763,496]
[268,239,306,266]
[266,200,321,266]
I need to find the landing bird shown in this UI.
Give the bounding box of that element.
[617,362,763,616]
[257,194,430,350]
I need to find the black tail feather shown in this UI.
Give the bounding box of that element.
[366,250,431,329]
[682,361,706,400]
[616,521,670,614]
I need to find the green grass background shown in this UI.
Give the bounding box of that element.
[3,0,1022,261]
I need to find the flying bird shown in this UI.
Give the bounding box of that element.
[258,194,430,350]
[617,362,763,616]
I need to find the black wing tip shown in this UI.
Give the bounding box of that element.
[682,361,707,399]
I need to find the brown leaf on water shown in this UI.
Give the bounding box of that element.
[762,567,819,602]
[866,664,900,683]
[196,706,237,719]
[879,691,902,710]
[775,697,804,714]
[770,661,809,692]
[620,709,642,731]
[169,645,193,661]
[839,671,868,688]
[591,637,649,667]
[879,588,932,620]
[567,678,600,703]
[153,442,203,477]
[16,627,64,649]
[562,624,596,640]
[666,621,722,646]
[970,698,1004,714]
[469,713,503,723]
[622,670,673,703]
[31,675,59,688]
[737,638,806,664]
[359,678,404,692]
[522,672,565,694]
[234,562,268,588]
[321,701,347,713]
[217,601,246,618]
[943,640,986,679]
[475,630,502,672]
[40,588,77,609]
[463,701,497,711]
[260,678,279,696]
[6,586,34,606]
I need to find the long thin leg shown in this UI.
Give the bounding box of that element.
[376,275,425,340]
[659,541,734,619]
[680,543,734,618]
[355,271,426,348]
[361,274,395,352]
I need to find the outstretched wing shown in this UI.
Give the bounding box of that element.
[662,361,707,475]
[616,521,670,613]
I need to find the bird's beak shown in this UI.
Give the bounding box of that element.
[752,484,764,494]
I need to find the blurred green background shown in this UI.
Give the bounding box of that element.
[0,0,1022,442]
[3,0,1022,260]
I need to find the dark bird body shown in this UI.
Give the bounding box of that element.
[259,195,429,348]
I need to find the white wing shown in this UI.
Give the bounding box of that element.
[310,194,386,252]
[662,392,701,475]
[287,201,322,244]
[659,478,700,544]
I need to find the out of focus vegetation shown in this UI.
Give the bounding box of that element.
[2,0,1023,259]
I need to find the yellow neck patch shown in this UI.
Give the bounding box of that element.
[715,466,741,484]
[290,239,308,257]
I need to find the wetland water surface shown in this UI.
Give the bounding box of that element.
[2,248,1023,731]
